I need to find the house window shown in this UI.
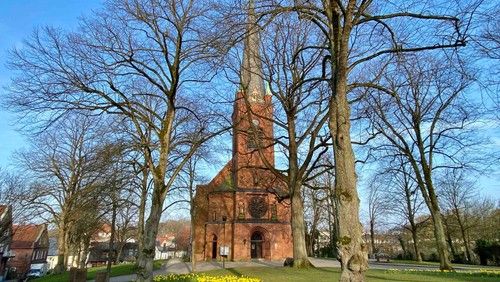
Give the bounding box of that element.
[212,211,217,221]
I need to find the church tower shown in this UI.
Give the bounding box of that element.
[232,0,275,190]
[192,0,292,262]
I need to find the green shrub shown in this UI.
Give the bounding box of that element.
[474,239,500,266]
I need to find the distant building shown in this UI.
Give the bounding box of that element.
[92,224,112,243]
[155,234,185,260]
[46,237,58,270]
[363,232,403,258]
[86,241,137,267]
[8,224,48,279]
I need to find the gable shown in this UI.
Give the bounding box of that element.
[207,161,234,191]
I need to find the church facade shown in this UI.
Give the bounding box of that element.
[192,2,293,262]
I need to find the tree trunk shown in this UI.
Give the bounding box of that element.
[290,187,312,268]
[397,236,407,257]
[428,204,453,269]
[190,212,196,272]
[327,189,338,258]
[410,229,422,262]
[106,199,117,282]
[74,243,81,268]
[136,187,163,282]
[423,172,452,270]
[455,210,472,263]
[79,237,90,268]
[324,2,368,280]
[329,47,368,282]
[443,217,457,259]
[369,221,376,258]
[64,229,70,268]
[55,224,67,273]
[136,167,148,266]
[412,120,453,270]
[115,243,125,264]
[410,228,422,262]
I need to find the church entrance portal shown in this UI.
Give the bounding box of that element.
[250,231,263,259]
[212,235,217,259]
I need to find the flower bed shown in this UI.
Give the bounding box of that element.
[153,274,261,282]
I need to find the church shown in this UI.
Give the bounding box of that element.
[192,2,293,262]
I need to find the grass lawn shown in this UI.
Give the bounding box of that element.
[177,267,500,282]
[33,260,165,282]
[389,259,499,269]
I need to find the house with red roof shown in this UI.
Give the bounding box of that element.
[8,224,48,279]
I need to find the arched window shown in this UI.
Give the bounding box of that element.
[247,126,264,150]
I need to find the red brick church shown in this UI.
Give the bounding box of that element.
[192,2,293,261]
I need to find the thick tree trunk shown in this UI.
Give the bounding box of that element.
[328,41,368,281]
[290,188,312,268]
[136,187,163,282]
[330,98,368,281]
[324,2,367,280]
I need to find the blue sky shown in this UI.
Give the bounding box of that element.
[0,0,103,167]
[0,1,498,203]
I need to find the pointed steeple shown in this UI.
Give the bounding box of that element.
[241,0,265,103]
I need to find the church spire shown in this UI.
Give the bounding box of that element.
[241,0,265,103]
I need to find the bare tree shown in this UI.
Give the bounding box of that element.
[4,0,227,280]
[365,175,389,258]
[261,19,331,268]
[378,158,428,262]
[255,0,471,278]
[12,115,120,273]
[0,170,32,226]
[438,169,479,263]
[114,194,139,263]
[303,186,328,257]
[362,53,481,270]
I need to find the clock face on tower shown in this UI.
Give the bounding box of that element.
[249,88,262,102]
[248,197,268,219]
